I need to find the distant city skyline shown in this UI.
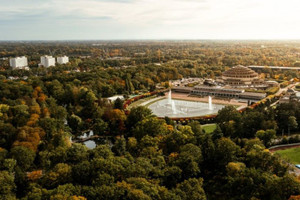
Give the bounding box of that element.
[1,0,300,40]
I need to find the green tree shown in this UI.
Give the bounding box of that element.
[126,106,153,131]
[11,105,30,127]
[174,143,202,179]
[0,171,16,200]
[288,116,298,135]
[215,137,240,168]
[10,146,35,170]
[43,163,72,188]
[133,117,168,141]
[162,166,182,188]
[93,118,108,136]
[242,111,265,138]
[72,161,91,185]
[114,98,124,110]
[216,106,242,138]
[255,129,276,147]
[211,125,223,141]
[174,178,206,200]
[164,126,195,153]
[67,143,89,163]
[112,136,126,156]
[68,114,83,133]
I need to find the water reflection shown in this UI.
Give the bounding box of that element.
[84,140,96,149]
[80,130,97,149]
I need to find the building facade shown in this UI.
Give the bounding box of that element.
[191,86,244,98]
[172,85,267,100]
[40,56,56,67]
[57,56,69,64]
[9,56,28,69]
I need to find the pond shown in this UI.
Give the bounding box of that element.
[80,131,97,149]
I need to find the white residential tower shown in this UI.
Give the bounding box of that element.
[9,56,28,69]
[40,55,55,67]
[57,56,69,64]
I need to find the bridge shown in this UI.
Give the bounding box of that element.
[248,65,300,71]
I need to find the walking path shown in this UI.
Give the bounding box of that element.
[269,142,300,152]
[140,96,164,106]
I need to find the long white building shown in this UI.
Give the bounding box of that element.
[57,56,69,64]
[9,56,28,69]
[40,55,55,67]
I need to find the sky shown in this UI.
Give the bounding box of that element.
[1,0,300,40]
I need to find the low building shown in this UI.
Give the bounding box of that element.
[279,95,290,104]
[107,95,124,102]
[9,56,28,69]
[239,92,267,100]
[203,79,217,86]
[191,86,243,98]
[265,80,279,87]
[172,86,193,93]
[40,55,55,67]
[57,56,69,64]
[290,92,300,102]
[172,85,267,101]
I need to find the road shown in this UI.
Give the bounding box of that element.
[275,83,296,96]
[269,83,297,107]
[249,65,300,71]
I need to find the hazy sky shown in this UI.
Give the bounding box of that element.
[1,0,300,40]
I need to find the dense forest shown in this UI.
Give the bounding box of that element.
[0,41,300,200]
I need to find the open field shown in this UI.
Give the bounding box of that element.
[202,123,217,134]
[275,147,300,164]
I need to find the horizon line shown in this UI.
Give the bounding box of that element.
[2,38,300,42]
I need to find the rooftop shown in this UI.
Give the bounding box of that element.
[223,65,258,77]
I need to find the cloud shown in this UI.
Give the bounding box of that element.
[1,0,300,40]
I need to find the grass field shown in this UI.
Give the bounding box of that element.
[202,123,217,134]
[275,147,300,164]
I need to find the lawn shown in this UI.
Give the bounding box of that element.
[202,123,217,134]
[275,147,300,164]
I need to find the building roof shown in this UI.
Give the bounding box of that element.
[107,95,124,101]
[240,92,267,98]
[194,85,244,93]
[222,65,258,78]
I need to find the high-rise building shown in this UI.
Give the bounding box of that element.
[57,56,69,64]
[40,55,55,67]
[9,56,28,69]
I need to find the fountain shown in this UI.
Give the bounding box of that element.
[168,90,177,114]
[149,96,224,118]
[208,96,213,110]
[171,100,177,114]
[148,91,224,118]
[168,90,172,104]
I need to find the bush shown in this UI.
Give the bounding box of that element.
[266,87,279,95]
